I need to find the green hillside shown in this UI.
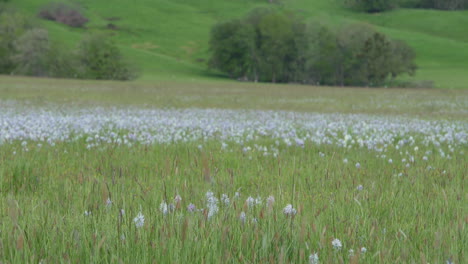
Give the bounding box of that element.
[7,0,468,88]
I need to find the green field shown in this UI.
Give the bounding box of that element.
[1,0,468,262]
[0,77,467,263]
[5,0,468,88]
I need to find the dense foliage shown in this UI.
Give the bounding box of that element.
[347,0,468,12]
[402,0,468,10]
[209,8,416,87]
[0,10,137,80]
[344,0,399,12]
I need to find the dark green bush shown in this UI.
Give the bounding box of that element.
[343,0,399,12]
[77,34,138,80]
[403,0,468,10]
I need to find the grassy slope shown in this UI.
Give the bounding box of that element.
[8,0,468,88]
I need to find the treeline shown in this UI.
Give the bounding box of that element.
[0,4,137,80]
[345,0,468,12]
[209,8,416,87]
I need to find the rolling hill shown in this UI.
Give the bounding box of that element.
[7,0,468,88]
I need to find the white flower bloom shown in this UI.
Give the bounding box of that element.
[356,185,363,191]
[246,196,255,208]
[120,209,125,216]
[283,204,297,217]
[309,253,319,264]
[267,195,275,206]
[361,247,367,253]
[160,201,168,215]
[239,212,246,223]
[234,192,240,199]
[348,249,354,257]
[355,163,361,169]
[343,158,348,163]
[332,238,342,250]
[133,212,145,228]
[106,197,112,208]
[84,210,91,216]
[255,196,262,206]
[174,194,182,203]
[221,194,230,206]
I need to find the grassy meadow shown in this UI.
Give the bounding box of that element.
[0,77,467,263]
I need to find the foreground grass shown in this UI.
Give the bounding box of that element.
[1,139,466,263]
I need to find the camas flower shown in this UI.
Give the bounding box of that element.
[283,204,297,217]
[309,253,319,264]
[332,238,342,250]
[133,212,145,228]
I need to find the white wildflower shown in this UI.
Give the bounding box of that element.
[309,253,319,264]
[355,163,361,169]
[160,201,168,215]
[361,247,367,253]
[255,196,262,206]
[267,195,275,207]
[239,212,246,224]
[133,212,145,228]
[221,194,230,206]
[283,204,297,217]
[332,238,342,250]
[174,194,182,203]
[246,196,255,208]
[84,210,91,216]
[348,249,354,257]
[106,197,112,208]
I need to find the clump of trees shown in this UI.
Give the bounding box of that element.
[401,0,468,10]
[209,8,416,87]
[345,0,468,12]
[344,0,399,12]
[0,9,137,80]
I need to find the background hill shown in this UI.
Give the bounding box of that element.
[7,0,468,88]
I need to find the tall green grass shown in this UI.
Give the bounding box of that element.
[1,139,466,263]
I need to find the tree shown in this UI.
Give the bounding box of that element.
[12,28,51,76]
[357,32,393,86]
[344,0,399,12]
[77,34,137,80]
[208,20,257,81]
[0,12,32,74]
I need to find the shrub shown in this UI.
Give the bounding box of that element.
[77,33,138,80]
[12,28,51,76]
[0,12,33,74]
[38,2,88,28]
[414,0,467,10]
[343,0,399,12]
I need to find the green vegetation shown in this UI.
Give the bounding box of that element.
[0,0,466,88]
[0,78,467,263]
[0,10,136,80]
[209,8,416,86]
